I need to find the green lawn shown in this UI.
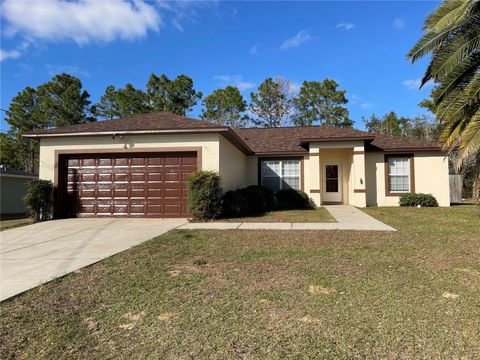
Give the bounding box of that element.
[1,206,479,359]
[220,207,335,222]
[0,217,33,231]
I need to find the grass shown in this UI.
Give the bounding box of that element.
[1,206,479,359]
[219,207,336,222]
[0,217,33,231]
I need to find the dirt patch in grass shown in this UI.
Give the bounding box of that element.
[1,206,479,358]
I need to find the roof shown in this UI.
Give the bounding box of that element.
[368,133,442,152]
[0,165,37,178]
[234,126,375,154]
[23,112,226,137]
[23,111,443,153]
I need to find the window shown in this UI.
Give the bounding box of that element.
[387,156,411,193]
[260,159,301,192]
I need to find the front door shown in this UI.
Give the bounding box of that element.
[322,162,342,203]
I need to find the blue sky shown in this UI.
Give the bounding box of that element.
[0,0,438,132]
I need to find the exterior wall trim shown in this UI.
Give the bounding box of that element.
[384,153,415,196]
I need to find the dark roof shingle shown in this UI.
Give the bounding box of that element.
[369,133,442,151]
[24,112,225,136]
[233,126,374,153]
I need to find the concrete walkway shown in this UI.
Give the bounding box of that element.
[0,218,186,301]
[178,205,396,232]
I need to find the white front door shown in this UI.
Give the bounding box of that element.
[322,162,342,203]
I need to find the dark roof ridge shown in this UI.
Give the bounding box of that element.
[235,124,368,132]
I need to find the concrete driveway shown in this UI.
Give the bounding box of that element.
[0,218,187,301]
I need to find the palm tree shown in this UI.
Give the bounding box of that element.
[408,0,480,198]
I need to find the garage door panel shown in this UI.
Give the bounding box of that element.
[147,157,164,166]
[164,188,181,198]
[147,189,163,198]
[147,172,163,182]
[113,173,129,182]
[165,172,180,182]
[98,158,113,167]
[131,157,147,166]
[164,204,181,215]
[63,152,196,217]
[80,188,95,198]
[97,173,114,183]
[114,158,129,167]
[80,158,96,167]
[130,171,147,182]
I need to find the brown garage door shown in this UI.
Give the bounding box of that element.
[58,152,197,217]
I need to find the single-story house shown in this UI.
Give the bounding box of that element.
[0,165,38,216]
[24,111,450,217]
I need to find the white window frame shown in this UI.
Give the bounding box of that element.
[387,156,411,194]
[260,159,301,191]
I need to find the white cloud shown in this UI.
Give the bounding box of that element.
[336,22,355,30]
[0,41,29,62]
[1,0,161,45]
[402,78,422,90]
[214,75,256,91]
[350,94,373,109]
[0,48,21,61]
[280,30,311,50]
[360,102,373,109]
[249,43,261,55]
[392,17,406,29]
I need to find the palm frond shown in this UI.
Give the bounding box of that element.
[437,72,480,121]
[457,109,480,161]
[432,55,479,103]
[430,31,480,79]
[426,0,474,32]
[440,114,469,146]
[407,26,457,62]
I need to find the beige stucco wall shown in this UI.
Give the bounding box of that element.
[218,135,247,191]
[365,151,450,207]
[39,133,221,183]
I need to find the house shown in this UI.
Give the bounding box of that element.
[0,165,38,216]
[24,111,450,217]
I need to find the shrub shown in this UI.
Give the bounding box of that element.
[187,171,223,220]
[238,188,266,215]
[246,185,278,211]
[222,190,249,218]
[23,179,54,222]
[276,189,310,210]
[399,193,439,207]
